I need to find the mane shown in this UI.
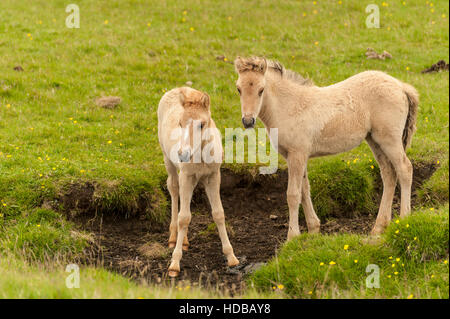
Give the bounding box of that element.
[234,56,313,86]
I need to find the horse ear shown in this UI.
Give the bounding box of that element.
[201,92,210,109]
[260,58,268,74]
[179,87,187,106]
[234,56,243,73]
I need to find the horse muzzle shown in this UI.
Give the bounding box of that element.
[178,149,191,163]
[242,116,255,129]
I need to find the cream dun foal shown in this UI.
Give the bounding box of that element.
[158,87,239,277]
[234,57,418,238]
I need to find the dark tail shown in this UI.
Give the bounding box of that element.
[402,83,419,149]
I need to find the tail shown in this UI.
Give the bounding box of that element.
[402,83,419,149]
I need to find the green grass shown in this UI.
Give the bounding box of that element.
[0,256,282,298]
[0,0,448,298]
[249,205,449,299]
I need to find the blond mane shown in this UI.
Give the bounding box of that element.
[234,56,313,86]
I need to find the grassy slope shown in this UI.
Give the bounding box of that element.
[0,0,448,298]
[250,205,449,299]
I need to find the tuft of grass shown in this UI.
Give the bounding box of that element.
[417,159,449,204]
[307,159,376,218]
[385,205,449,262]
[0,208,87,262]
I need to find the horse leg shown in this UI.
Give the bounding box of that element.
[203,169,239,267]
[164,156,180,248]
[301,169,320,233]
[164,156,189,250]
[366,136,398,235]
[168,172,196,277]
[286,152,307,240]
[375,136,413,219]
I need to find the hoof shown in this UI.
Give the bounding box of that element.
[168,242,176,248]
[182,244,189,251]
[308,226,320,234]
[287,233,300,241]
[227,256,240,267]
[363,234,382,245]
[370,225,386,236]
[168,270,179,278]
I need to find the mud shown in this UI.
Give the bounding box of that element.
[71,162,437,294]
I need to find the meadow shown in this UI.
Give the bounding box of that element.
[0,0,448,298]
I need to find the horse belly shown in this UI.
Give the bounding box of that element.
[312,114,368,157]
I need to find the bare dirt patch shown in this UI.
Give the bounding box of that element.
[71,161,437,294]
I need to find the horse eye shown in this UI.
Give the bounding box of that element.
[200,122,205,129]
[258,88,264,96]
[237,87,241,95]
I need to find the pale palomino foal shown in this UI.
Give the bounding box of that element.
[234,57,418,239]
[158,87,239,277]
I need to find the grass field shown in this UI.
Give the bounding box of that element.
[0,0,448,298]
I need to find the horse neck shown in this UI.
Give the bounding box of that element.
[259,72,312,128]
[259,73,290,128]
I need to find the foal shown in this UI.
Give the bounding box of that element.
[158,87,239,277]
[234,57,418,238]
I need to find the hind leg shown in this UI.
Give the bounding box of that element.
[301,169,320,233]
[373,135,413,219]
[366,136,397,235]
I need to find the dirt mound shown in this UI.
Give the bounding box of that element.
[72,161,437,294]
[421,60,449,73]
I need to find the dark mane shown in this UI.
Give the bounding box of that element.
[267,59,313,86]
[234,56,313,86]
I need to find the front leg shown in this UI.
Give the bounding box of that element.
[203,169,239,267]
[286,152,307,240]
[164,156,188,250]
[168,171,197,277]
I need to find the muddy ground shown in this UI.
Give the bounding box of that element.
[71,162,437,294]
